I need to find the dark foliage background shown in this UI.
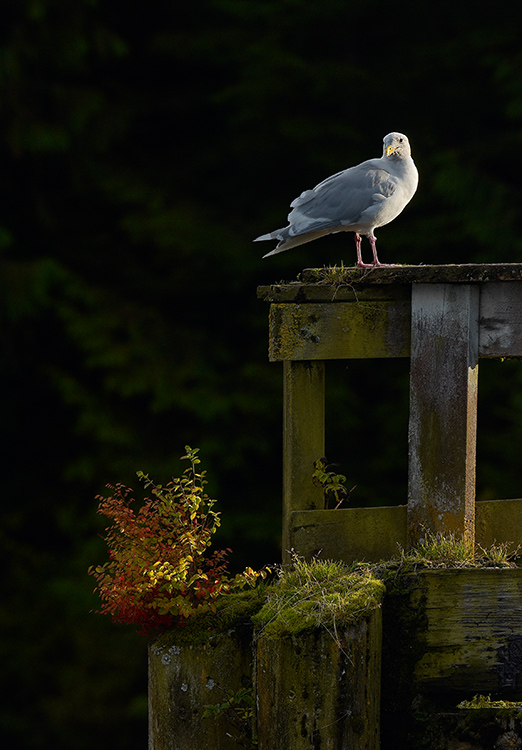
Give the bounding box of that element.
[2,1,522,747]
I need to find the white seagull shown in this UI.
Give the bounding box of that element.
[254,132,418,267]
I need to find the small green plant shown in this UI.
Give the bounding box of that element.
[416,531,475,564]
[476,540,521,566]
[203,683,256,747]
[89,446,269,635]
[312,457,355,509]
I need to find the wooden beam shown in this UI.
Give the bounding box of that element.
[269,299,411,361]
[290,506,408,563]
[407,284,479,546]
[282,361,325,560]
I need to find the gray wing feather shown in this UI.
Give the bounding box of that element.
[288,160,397,230]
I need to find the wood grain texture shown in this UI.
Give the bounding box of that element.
[407,284,479,544]
[258,267,522,561]
[268,300,411,360]
[256,613,382,750]
[479,282,522,357]
[290,506,408,563]
[282,361,325,559]
[401,569,522,695]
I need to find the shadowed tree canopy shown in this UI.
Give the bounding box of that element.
[2,1,522,748]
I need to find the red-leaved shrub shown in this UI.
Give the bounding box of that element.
[89,447,235,635]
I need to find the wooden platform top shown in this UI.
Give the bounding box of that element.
[258,263,522,302]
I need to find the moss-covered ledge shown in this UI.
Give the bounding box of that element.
[257,263,522,303]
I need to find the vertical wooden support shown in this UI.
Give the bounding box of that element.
[283,360,325,559]
[148,628,253,750]
[408,284,479,546]
[256,613,382,750]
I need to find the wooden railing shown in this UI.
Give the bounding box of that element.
[258,265,522,562]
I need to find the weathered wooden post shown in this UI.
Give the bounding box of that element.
[407,283,479,546]
[148,627,255,750]
[282,361,325,555]
[256,613,382,750]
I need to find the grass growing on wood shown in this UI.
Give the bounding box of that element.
[370,532,520,578]
[252,555,385,638]
[216,534,517,642]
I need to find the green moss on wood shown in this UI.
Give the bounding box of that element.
[152,588,268,650]
[458,694,522,714]
[252,557,385,639]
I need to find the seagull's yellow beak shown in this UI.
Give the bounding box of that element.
[386,145,395,157]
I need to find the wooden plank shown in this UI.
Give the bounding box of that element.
[407,284,479,546]
[290,506,407,563]
[269,300,411,361]
[299,263,522,285]
[264,280,522,361]
[395,569,522,694]
[479,281,522,358]
[258,283,412,304]
[476,497,522,548]
[282,361,325,560]
[258,265,522,303]
[287,499,522,565]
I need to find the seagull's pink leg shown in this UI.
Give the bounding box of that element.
[355,233,373,268]
[368,233,397,267]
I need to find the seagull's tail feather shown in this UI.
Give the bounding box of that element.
[253,228,287,243]
[255,225,340,258]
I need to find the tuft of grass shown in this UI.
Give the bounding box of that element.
[310,263,351,284]
[252,555,384,639]
[370,532,520,579]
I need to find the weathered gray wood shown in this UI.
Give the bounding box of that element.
[479,281,522,357]
[388,569,522,695]
[283,361,325,559]
[298,263,522,286]
[286,499,522,563]
[290,506,408,563]
[148,629,253,750]
[268,300,411,361]
[257,264,522,304]
[408,284,479,545]
[258,266,522,562]
[256,613,382,750]
[262,279,522,361]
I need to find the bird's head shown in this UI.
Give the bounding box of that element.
[383,132,411,159]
